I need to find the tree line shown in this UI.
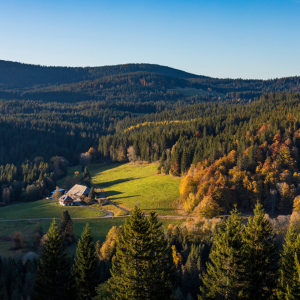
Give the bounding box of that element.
[2,204,300,299]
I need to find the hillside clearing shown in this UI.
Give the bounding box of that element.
[0,200,106,220]
[92,163,182,215]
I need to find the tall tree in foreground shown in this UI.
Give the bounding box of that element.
[108,207,152,300]
[277,223,300,299]
[200,207,246,299]
[33,219,76,300]
[242,202,279,300]
[147,212,175,300]
[73,223,99,300]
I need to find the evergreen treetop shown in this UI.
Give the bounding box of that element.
[200,206,246,299]
[73,223,99,300]
[33,219,76,300]
[242,202,279,300]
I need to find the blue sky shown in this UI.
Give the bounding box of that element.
[0,0,299,79]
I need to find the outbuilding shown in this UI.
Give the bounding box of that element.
[59,195,74,206]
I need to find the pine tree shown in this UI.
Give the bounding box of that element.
[278,223,300,299]
[107,207,152,300]
[82,166,91,180]
[73,223,99,300]
[242,202,279,299]
[33,219,76,300]
[147,212,175,300]
[200,207,246,299]
[0,273,9,300]
[59,210,75,245]
[89,187,96,201]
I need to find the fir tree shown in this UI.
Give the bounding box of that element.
[242,202,279,300]
[89,187,96,201]
[59,210,75,245]
[200,207,246,299]
[73,223,99,300]
[82,166,91,180]
[33,219,76,300]
[0,273,9,300]
[158,150,166,172]
[147,212,175,300]
[278,223,300,299]
[82,166,91,187]
[107,207,152,300]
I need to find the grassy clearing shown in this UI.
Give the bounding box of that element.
[0,200,106,220]
[92,163,182,215]
[0,217,184,257]
[89,203,128,216]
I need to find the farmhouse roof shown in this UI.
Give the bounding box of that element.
[59,195,73,201]
[68,184,91,196]
[51,188,65,194]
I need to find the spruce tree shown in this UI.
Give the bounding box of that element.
[0,273,9,300]
[200,207,246,299]
[278,223,300,299]
[33,219,76,300]
[89,187,96,201]
[59,210,75,245]
[108,207,152,300]
[82,166,91,179]
[242,202,279,300]
[147,212,175,300]
[73,223,99,300]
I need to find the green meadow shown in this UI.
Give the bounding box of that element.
[0,162,183,256]
[91,163,182,215]
[0,217,183,257]
[0,199,106,220]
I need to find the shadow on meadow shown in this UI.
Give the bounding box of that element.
[95,177,138,188]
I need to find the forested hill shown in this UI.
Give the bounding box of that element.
[0,60,299,104]
[0,60,203,89]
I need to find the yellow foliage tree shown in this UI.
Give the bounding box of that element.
[196,196,221,219]
[293,196,300,212]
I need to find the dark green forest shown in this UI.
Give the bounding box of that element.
[1,61,300,214]
[2,61,300,299]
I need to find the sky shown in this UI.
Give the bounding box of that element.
[0,0,299,79]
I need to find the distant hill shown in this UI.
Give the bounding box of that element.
[0,60,299,103]
[0,60,203,89]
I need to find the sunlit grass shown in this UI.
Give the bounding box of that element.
[92,163,182,215]
[0,199,106,220]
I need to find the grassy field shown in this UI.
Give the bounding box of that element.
[92,163,182,215]
[0,162,184,256]
[0,200,106,220]
[0,217,183,257]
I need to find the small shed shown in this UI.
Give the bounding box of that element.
[51,188,66,197]
[59,195,74,206]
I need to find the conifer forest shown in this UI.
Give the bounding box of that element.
[1,61,300,299]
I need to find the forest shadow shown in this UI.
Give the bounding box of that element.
[109,195,140,200]
[95,177,138,188]
[90,163,124,175]
[105,190,123,197]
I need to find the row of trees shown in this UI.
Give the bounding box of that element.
[0,157,68,206]
[3,205,300,299]
[32,208,174,300]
